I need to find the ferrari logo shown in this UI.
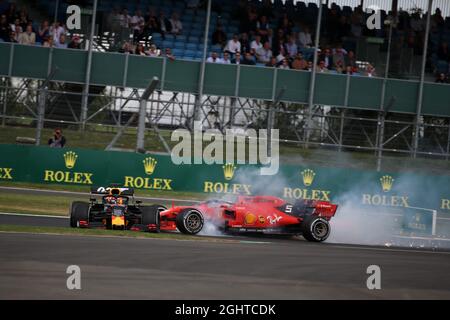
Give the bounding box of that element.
[244,213,256,224]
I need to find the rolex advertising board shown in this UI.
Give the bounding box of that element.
[0,144,448,215]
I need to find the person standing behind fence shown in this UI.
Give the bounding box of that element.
[48,128,66,148]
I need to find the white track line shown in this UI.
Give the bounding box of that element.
[0,186,200,203]
[0,212,68,219]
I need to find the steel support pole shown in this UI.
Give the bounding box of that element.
[80,0,98,131]
[192,0,211,127]
[306,0,323,147]
[136,77,160,152]
[35,85,47,146]
[413,0,432,158]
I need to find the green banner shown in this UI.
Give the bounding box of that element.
[0,144,449,215]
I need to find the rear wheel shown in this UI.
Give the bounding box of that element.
[70,201,90,228]
[301,216,331,242]
[141,205,166,232]
[176,208,204,235]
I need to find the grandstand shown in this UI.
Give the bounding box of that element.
[0,0,449,173]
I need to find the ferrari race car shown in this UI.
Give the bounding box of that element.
[69,185,166,231]
[158,195,338,242]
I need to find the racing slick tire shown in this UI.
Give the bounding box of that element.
[141,205,166,232]
[301,216,331,242]
[176,208,204,235]
[70,201,90,228]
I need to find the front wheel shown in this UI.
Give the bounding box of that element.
[141,205,167,232]
[301,216,331,242]
[176,208,204,235]
[70,201,90,228]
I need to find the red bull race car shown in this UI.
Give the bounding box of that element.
[158,195,338,242]
[70,186,165,231]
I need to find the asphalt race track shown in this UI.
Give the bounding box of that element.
[1,214,450,299]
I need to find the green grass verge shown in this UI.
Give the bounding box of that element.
[0,182,208,216]
[0,224,203,241]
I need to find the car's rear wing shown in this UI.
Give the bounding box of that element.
[90,186,134,196]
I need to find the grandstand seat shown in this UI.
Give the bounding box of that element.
[185,43,197,51]
[188,36,200,43]
[174,42,185,50]
[176,35,187,42]
[162,40,173,49]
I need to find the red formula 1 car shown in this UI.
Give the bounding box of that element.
[158,195,338,242]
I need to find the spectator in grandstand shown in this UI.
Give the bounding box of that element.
[50,21,65,44]
[239,33,251,54]
[169,12,183,35]
[410,12,424,34]
[327,7,340,43]
[119,41,133,54]
[207,51,221,63]
[291,53,307,70]
[343,65,354,75]
[224,34,241,54]
[431,8,445,30]
[278,13,293,36]
[7,30,17,43]
[319,48,333,70]
[350,8,364,38]
[36,20,50,44]
[18,24,35,45]
[437,42,450,62]
[135,43,147,56]
[0,14,10,41]
[231,52,242,64]
[221,52,231,64]
[256,15,270,43]
[279,58,290,70]
[119,8,132,29]
[345,50,357,70]
[366,64,377,77]
[42,36,52,47]
[48,128,66,148]
[212,24,227,47]
[332,45,347,69]
[11,18,22,38]
[68,35,81,49]
[317,60,328,73]
[18,7,29,31]
[147,44,160,57]
[241,52,256,65]
[158,11,172,35]
[298,26,313,47]
[144,9,162,39]
[272,28,286,56]
[435,73,448,83]
[250,34,263,52]
[285,35,298,58]
[163,47,175,61]
[305,60,314,71]
[55,33,67,48]
[337,15,351,39]
[265,56,278,68]
[256,41,272,64]
[275,46,287,63]
[130,10,145,43]
[185,0,201,10]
